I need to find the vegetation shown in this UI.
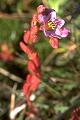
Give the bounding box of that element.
[0,0,80,120]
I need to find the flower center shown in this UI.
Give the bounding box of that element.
[45,20,56,31]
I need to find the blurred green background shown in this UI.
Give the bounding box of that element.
[0,0,80,120]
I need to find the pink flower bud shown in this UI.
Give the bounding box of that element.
[37,5,46,13]
[49,37,59,48]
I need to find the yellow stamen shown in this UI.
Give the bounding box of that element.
[47,20,56,30]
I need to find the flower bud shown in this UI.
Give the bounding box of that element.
[37,5,46,13]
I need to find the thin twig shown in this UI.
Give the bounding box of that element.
[43,43,78,66]
[49,77,73,83]
[10,84,17,112]
[10,104,26,120]
[0,12,31,20]
[43,48,66,65]
[0,67,22,83]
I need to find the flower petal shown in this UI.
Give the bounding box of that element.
[55,28,61,36]
[49,37,59,48]
[50,11,56,22]
[43,30,51,37]
[43,30,54,37]
[60,28,70,37]
[38,14,45,23]
[57,19,65,28]
[43,29,60,38]
[55,27,69,38]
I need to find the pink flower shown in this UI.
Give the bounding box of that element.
[37,5,70,39]
[36,5,70,48]
[39,11,69,38]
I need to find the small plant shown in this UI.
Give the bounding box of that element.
[20,4,69,111]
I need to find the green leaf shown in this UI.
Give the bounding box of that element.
[63,83,78,90]
[54,104,68,113]
[48,0,68,13]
